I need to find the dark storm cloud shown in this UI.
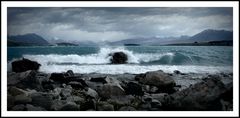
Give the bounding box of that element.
[7,7,233,42]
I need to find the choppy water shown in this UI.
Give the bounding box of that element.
[7,46,233,74]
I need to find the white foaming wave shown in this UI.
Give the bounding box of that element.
[135,52,174,63]
[38,64,233,74]
[22,47,175,65]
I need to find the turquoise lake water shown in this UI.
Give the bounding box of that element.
[7,46,233,74]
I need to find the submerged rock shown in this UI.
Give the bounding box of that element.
[110,52,128,64]
[11,58,41,73]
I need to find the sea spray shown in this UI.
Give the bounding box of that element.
[7,46,233,74]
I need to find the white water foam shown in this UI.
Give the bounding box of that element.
[22,47,175,65]
[38,64,233,74]
[8,47,232,74]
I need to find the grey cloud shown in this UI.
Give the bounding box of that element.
[7,7,233,42]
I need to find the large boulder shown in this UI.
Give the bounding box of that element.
[60,102,80,111]
[30,92,54,110]
[7,70,48,91]
[97,101,114,111]
[26,104,45,111]
[163,77,232,110]
[11,58,41,73]
[118,106,136,111]
[135,70,176,93]
[110,52,128,64]
[7,70,37,86]
[97,84,125,99]
[124,82,144,96]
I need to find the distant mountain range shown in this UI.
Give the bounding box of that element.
[109,29,233,45]
[8,33,49,46]
[7,29,233,46]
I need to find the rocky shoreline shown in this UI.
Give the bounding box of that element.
[7,58,233,111]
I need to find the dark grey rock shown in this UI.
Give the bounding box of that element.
[97,102,114,111]
[60,102,80,111]
[124,82,144,96]
[60,85,72,98]
[97,83,125,99]
[80,99,96,111]
[50,99,67,111]
[14,94,32,104]
[151,99,162,108]
[163,77,230,110]
[8,86,28,96]
[68,81,84,89]
[118,106,136,111]
[7,94,15,110]
[11,58,41,73]
[85,88,98,99]
[135,70,176,93]
[107,95,135,108]
[30,92,54,110]
[173,70,181,74]
[66,96,85,104]
[90,76,108,84]
[110,52,128,64]
[26,104,45,111]
[11,104,25,111]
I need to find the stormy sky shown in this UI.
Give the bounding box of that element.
[7,7,233,43]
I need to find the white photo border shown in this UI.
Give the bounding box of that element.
[1,1,239,117]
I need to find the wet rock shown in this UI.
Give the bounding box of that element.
[139,103,151,110]
[151,99,162,108]
[68,81,84,89]
[90,76,108,84]
[97,84,125,99]
[118,106,136,111]
[107,95,135,108]
[151,93,169,103]
[135,70,176,93]
[173,70,181,74]
[85,81,103,91]
[142,94,152,103]
[60,102,80,111]
[51,99,67,111]
[49,70,75,83]
[8,86,28,96]
[66,96,85,104]
[143,85,158,93]
[30,92,54,110]
[97,102,114,111]
[110,52,128,64]
[124,82,144,96]
[7,94,15,110]
[26,104,45,111]
[60,85,72,98]
[7,70,37,87]
[80,99,96,110]
[11,104,25,111]
[164,77,230,110]
[11,58,41,73]
[14,94,32,104]
[85,88,98,99]
[66,70,74,77]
